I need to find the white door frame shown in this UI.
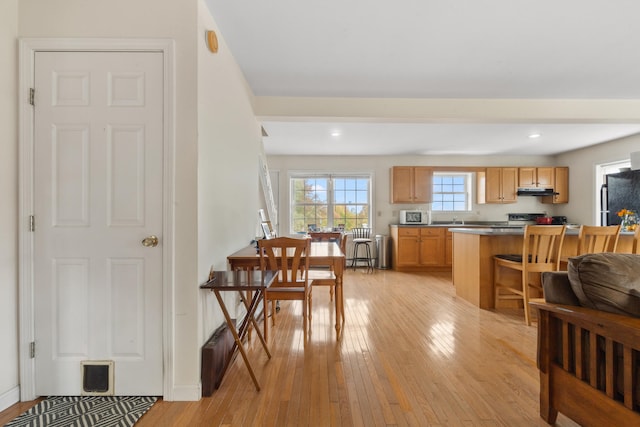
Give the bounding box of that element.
[18,38,176,401]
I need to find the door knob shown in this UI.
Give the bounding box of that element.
[141,235,159,247]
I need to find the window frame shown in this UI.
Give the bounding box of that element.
[288,172,373,233]
[431,172,473,212]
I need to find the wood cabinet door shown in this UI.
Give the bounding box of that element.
[542,167,569,204]
[519,167,554,188]
[553,167,569,203]
[518,167,537,188]
[501,167,518,203]
[486,167,517,203]
[536,167,555,188]
[445,231,453,266]
[390,167,414,203]
[396,228,420,266]
[419,228,445,265]
[413,167,433,203]
[485,167,503,203]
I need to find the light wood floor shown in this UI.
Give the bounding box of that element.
[1,269,580,426]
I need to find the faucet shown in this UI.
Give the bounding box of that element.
[452,216,464,225]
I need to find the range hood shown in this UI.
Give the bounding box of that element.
[517,188,557,196]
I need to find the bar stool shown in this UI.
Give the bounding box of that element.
[350,227,373,272]
[494,225,566,326]
[577,224,621,254]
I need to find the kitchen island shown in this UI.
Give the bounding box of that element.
[450,227,636,309]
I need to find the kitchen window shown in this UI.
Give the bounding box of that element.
[290,174,372,232]
[431,172,472,212]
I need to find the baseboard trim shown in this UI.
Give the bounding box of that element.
[0,386,20,412]
[169,384,201,401]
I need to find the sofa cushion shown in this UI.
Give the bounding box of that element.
[568,253,640,317]
[541,271,580,306]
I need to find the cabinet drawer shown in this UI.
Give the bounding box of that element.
[420,227,444,237]
[398,228,420,236]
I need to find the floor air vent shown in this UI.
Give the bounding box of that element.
[81,360,114,396]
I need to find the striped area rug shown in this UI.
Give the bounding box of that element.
[5,396,157,427]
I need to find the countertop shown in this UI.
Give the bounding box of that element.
[448,226,637,236]
[389,221,509,228]
[390,223,635,235]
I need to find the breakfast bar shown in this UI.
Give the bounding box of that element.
[450,227,636,309]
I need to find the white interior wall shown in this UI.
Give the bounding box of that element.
[0,0,20,412]
[267,154,561,237]
[554,134,640,226]
[197,2,261,347]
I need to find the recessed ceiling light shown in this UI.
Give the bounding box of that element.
[528,133,541,139]
[330,131,341,137]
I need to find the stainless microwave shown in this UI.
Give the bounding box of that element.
[399,210,431,225]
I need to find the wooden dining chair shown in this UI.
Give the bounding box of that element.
[494,225,566,326]
[258,236,310,341]
[577,224,621,254]
[634,226,640,254]
[307,233,347,319]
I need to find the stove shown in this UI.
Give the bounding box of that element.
[507,213,545,226]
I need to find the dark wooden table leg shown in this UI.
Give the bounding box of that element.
[213,289,262,391]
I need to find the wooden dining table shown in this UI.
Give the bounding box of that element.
[227,240,346,332]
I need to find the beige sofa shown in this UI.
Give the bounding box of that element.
[531,252,640,426]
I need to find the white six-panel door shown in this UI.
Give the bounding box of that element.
[33,51,163,395]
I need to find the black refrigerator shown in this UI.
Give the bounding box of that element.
[601,170,640,225]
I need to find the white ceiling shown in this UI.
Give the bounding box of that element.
[205,0,640,156]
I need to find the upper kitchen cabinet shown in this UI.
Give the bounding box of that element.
[518,167,554,188]
[478,167,518,204]
[541,167,569,204]
[390,166,433,203]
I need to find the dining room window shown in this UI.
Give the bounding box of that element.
[431,172,472,212]
[290,174,372,233]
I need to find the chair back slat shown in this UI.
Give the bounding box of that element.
[577,225,621,255]
[259,237,310,286]
[495,224,567,325]
[257,236,311,340]
[523,225,566,269]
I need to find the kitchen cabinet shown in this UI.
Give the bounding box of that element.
[390,166,433,203]
[390,226,446,271]
[518,167,554,188]
[419,228,445,266]
[541,166,569,204]
[483,167,517,203]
